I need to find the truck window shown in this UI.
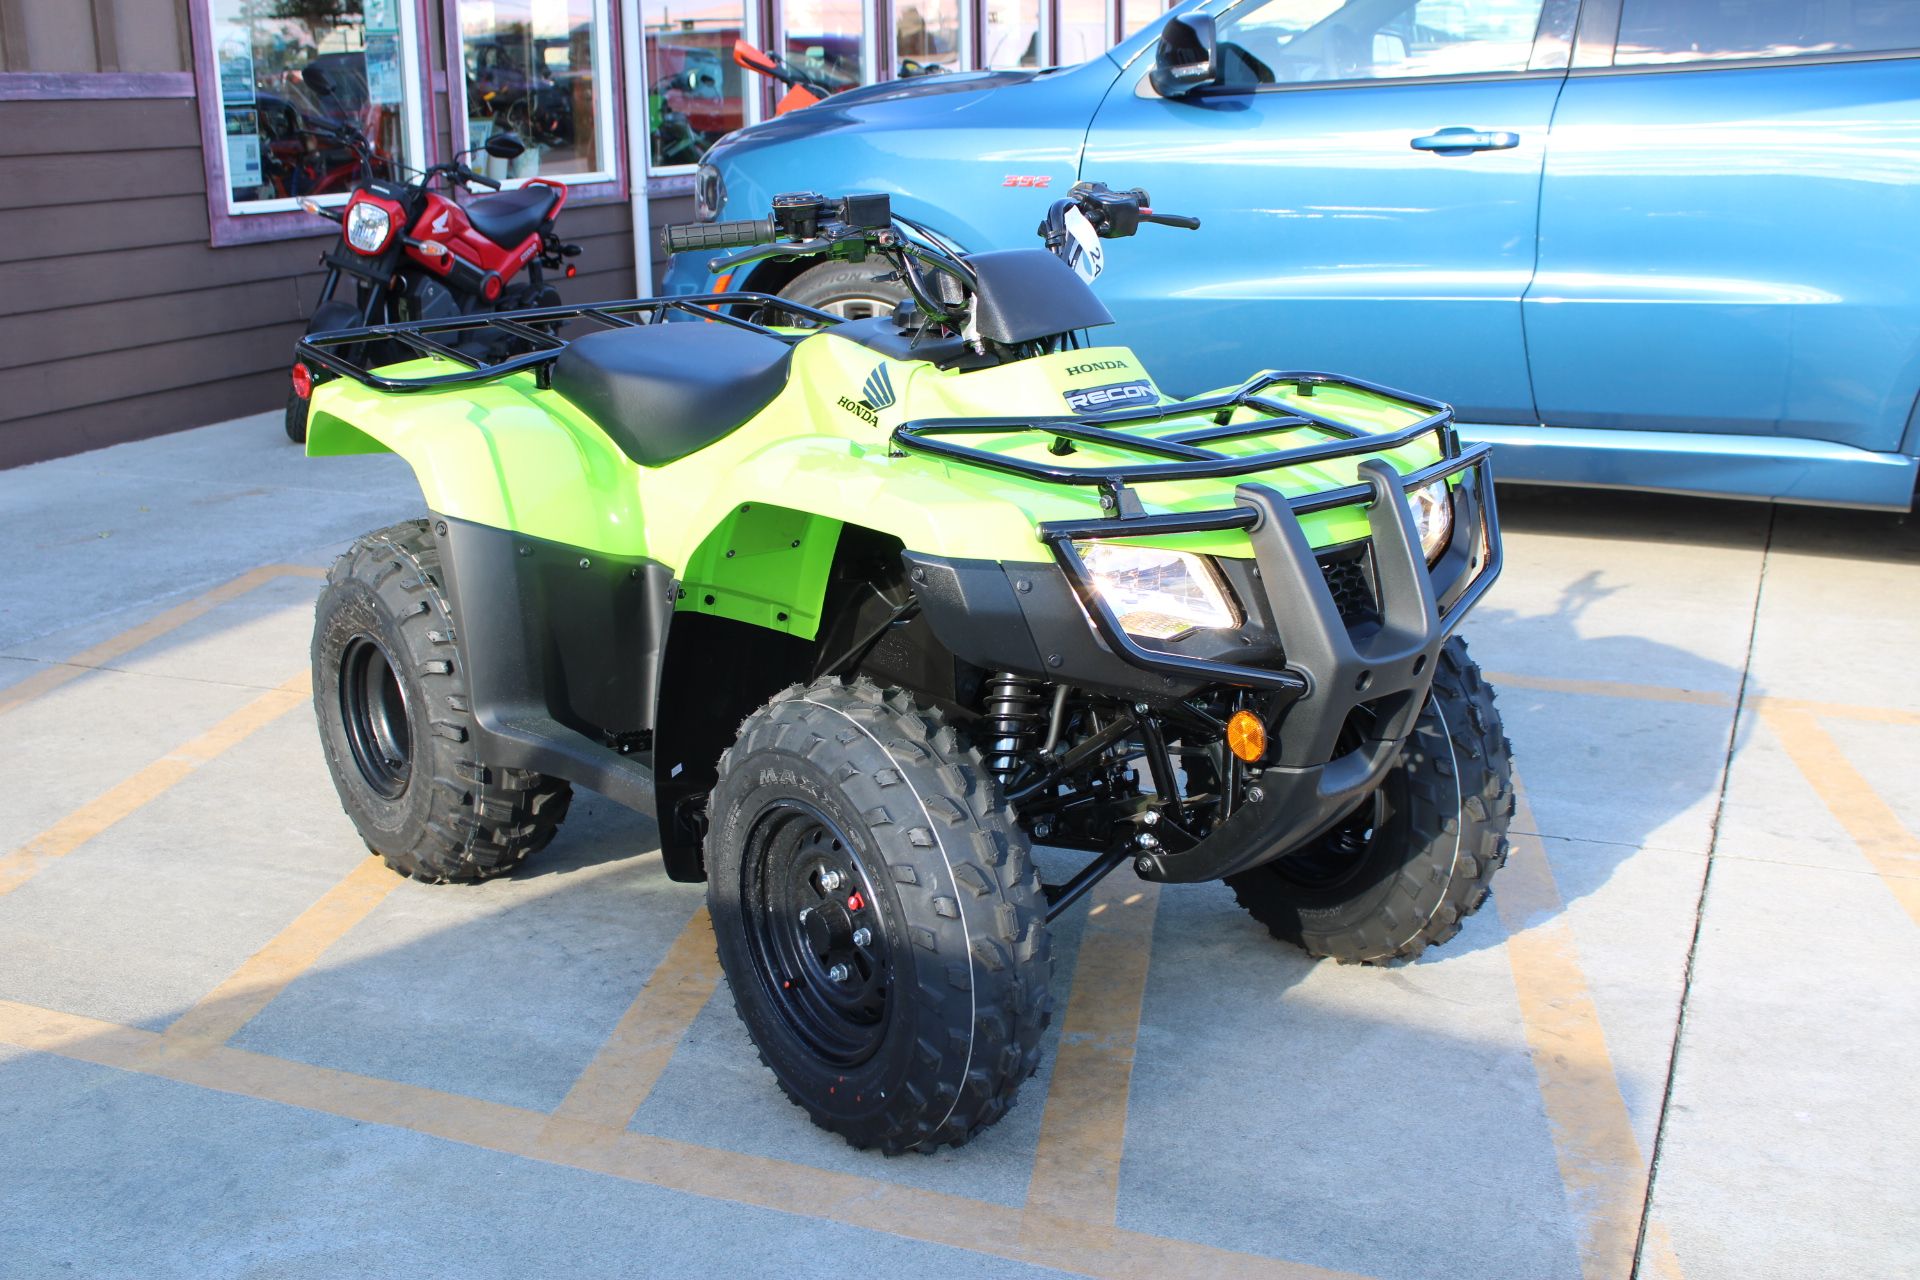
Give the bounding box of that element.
[1615,0,1920,66]
[1217,0,1547,86]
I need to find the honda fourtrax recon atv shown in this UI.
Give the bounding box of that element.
[295,182,1514,1153]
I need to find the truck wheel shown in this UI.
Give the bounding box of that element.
[780,260,911,321]
[707,678,1052,1152]
[312,520,571,883]
[1226,637,1513,964]
[285,391,308,444]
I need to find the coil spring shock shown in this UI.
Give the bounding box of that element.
[982,672,1049,785]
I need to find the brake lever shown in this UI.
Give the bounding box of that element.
[707,237,832,274]
[1140,210,1201,230]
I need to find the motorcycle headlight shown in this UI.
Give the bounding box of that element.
[1074,542,1239,641]
[1409,479,1454,565]
[345,201,393,254]
[694,162,725,222]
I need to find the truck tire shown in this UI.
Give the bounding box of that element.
[312,520,571,883]
[1225,637,1513,964]
[707,677,1052,1153]
[780,260,911,321]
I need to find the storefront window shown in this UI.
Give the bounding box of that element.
[785,0,867,92]
[453,0,614,182]
[982,0,1043,66]
[894,0,962,76]
[1120,0,1176,38]
[643,0,751,168]
[207,0,423,212]
[1057,0,1110,63]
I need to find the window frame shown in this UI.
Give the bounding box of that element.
[444,0,628,199]
[191,0,435,246]
[638,0,765,178]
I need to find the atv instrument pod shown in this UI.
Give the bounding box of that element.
[1072,541,1239,640]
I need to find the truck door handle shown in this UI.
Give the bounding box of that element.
[1410,128,1520,154]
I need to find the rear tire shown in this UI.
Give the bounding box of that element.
[780,260,911,321]
[706,677,1053,1152]
[1225,637,1513,964]
[312,520,572,883]
[285,391,308,444]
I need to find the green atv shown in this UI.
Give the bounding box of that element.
[296,183,1514,1153]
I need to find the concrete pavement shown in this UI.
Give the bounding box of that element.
[0,413,1915,1278]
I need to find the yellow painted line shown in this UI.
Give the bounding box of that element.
[1760,707,1920,926]
[0,564,325,716]
[546,906,721,1131]
[0,674,311,898]
[1752,696,1920,729]
[1023,877,1162,1240]
[1499,779,1683,1280]
[0,995,1361,1280]
[163,857,398,1050]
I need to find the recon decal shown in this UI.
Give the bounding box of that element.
[1065,379,1157,414]
[1065,360,1127,377]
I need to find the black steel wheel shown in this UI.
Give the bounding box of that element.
[337,634,412,800]
[741,800,893,1067]
[707,677,1053,1153]
[1226,636,1514,963]
[313,520,572,883]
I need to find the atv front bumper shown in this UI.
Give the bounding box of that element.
[907,444,1501,883]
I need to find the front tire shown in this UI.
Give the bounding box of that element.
[707,678,1052,1153]
[312,520,572,883]
[1226,637,1513,964]
[780,260,911,321]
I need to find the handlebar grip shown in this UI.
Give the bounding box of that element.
[662,219,778,254]
[465,168,502,191]
[1141,211,1201,230]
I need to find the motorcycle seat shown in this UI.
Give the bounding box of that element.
[551,322,793,468]
[466,185,560,247]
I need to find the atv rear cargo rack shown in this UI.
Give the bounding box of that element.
[294,292,841,393]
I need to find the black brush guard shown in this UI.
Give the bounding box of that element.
[890,371,1503,883]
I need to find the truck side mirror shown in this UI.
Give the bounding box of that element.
[1149,14,1222,99]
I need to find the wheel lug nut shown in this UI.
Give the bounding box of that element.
[828,963,851,982]
[852,927,872,947]
[819,869,843,891]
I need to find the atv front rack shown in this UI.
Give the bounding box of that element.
[294,293,842,393]
[890,370,1453,517]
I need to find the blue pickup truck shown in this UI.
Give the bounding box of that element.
[663,0,1920,509]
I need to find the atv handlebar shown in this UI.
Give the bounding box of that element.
[662,218,779,255]
[1140,210,1201,230]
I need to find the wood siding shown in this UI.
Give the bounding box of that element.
[0,95,637,470]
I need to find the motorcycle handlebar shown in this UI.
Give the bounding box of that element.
[662,219,778,254]
[462,165,502,191]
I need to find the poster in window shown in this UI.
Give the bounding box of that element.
[218,45,255,106]
[366,33,404,104]
[224,107,263,189]
[365,0,401,34]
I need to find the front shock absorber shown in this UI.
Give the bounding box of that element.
[982,672,1049,785]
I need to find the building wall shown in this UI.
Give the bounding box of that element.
[0,0,639,470]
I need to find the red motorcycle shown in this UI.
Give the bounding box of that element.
[285,124,581,442]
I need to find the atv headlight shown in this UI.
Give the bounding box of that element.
[1074,542,1239,640]
[345,201,394,254]
[694,162,725,222]
[1409,479,1453,565]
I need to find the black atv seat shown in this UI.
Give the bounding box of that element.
[551,322,794,468]
[466,184,559,247]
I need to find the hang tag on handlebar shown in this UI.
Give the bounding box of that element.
[1062,206,1104,283]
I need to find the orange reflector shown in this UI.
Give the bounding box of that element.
[1227,710,1266,763]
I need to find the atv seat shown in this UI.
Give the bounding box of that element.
[466,185,560,247]
[551,323,794,468]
